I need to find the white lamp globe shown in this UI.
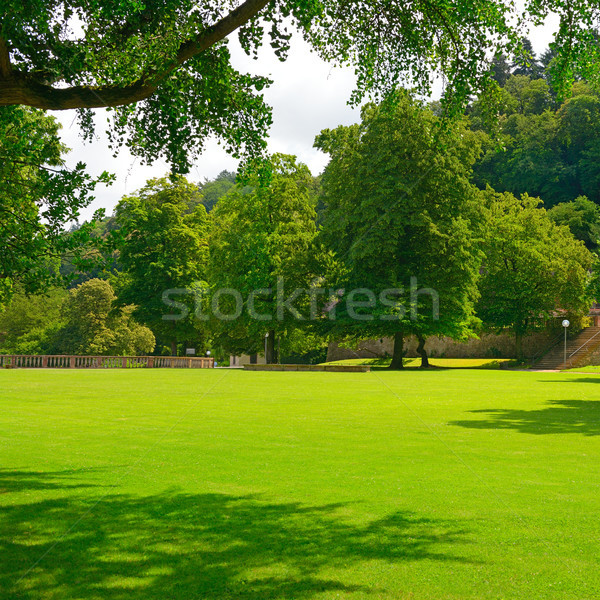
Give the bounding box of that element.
[562,319,570,328]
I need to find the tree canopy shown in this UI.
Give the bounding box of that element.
[209,153,325,363]
[0,279,155,355]
[114,176,210,355]
[3,1,600,170]
[548,196,600,253]
[0,105,112,304]
[472,76,600,208]
[477,189,594,359]
[57,278,156,355]
[316,92,484,368]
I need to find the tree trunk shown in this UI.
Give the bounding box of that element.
[388,331,404,369]
[515,331,523,362]
[171,340,177,357]
[266,329,278,364]
[416,334,429,368]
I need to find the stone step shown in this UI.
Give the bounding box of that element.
[531,326,600,369]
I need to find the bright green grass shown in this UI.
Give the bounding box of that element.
[1,369,599,599]
[323,357,515,369]
[562,364,600,373]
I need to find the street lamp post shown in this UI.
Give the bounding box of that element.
[562,319,570,367]
[264,333,269,364]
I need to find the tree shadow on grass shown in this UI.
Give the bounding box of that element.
[545,377,600,384]
[0,467,116,495]
[450,400,600,436]
[1,471,476,599]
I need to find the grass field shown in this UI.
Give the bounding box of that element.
[322,357,515,369]
[1,368,599,599]
[562,365,600,373]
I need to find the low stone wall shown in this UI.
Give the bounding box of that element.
[244,364,371,373]
[327,331,557,362]
[0,354,215,369]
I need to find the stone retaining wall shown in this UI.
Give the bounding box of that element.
[326,331,557,362]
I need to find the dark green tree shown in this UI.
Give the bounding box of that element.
[490,52,511,87]
[548,196,600,253]
[209,154,326,363]
[0,106,112,304]
[477,189,594,359]
[512,37,543,79]
[114,177,210,355]
[472,78,600,208]
[316,92,484,369]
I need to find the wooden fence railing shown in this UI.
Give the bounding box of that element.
[0,355,215,369]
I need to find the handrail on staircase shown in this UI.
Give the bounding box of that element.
[529,332,564,367]
[566,328,600,367]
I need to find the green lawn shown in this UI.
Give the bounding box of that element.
[562,364,600,373]
[322,357,515,369]
[1,369,599,599]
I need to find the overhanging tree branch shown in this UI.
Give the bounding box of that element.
[0,0,271,110]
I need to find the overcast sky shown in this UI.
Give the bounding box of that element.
[53,16,560,221]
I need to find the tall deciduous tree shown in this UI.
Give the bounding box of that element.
[114,177,210,355]
[57,279,155,356]
[0,106,112,303]
[209,154,325,363]
[316,92,484,368]
[477,189,594,359]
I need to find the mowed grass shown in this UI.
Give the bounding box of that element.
[1,369,599,599]
[563,365,600,373]
[322,357,515,369]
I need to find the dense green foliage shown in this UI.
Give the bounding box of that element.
[548,196,600,253]
[0,287,67,354]
[4,2,600,172]
[477,189,593,358]
[114,177,210,355]
[209,154,327,362]
[0,106,112,303]
[316,93,484,367]
[0,279,154,355]
[4,39,600,361]
[2,368,600,598]
[473,76,600,209]
[0,1,529,167]
[2,86,597,363]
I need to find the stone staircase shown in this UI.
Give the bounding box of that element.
[532,326,600,370]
